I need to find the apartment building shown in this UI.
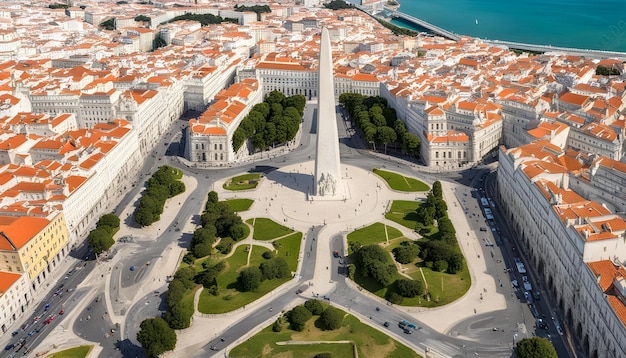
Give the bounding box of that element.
[0,212,70,289]
[185,78,262,165]
[0,272,31,337]
[498,142,626,358]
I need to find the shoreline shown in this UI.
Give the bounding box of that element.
[377,6,626,58]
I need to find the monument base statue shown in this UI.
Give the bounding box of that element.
[317,172,337,196]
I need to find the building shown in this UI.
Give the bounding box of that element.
[0,271,32,337]
[0,213,70,290]
[498,142,626,358]
[185,78,262,165]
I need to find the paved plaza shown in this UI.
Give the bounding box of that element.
[37,158,509,357]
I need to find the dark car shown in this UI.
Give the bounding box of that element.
[403,329,412,334]
[5,344,14,350]
[383,322,390,327]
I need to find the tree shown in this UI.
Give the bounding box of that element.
[97,214,120,229]
[164,300,193,329]
[135,15,151,22]
[447,252,464,274]
[394,119,407,139]
[321,306,344,330]
[265,90,286,105]
[402,132,420,156]
[259,257,290,280]
[433,260,448,272]
[137,318,176,358]
[396,279,424,297]
[304,299,324,315]
[166,279,186,307]
[195,262,225,288]
[232,129,246,152]
[174,267,196,290]
[515,337,558,358]
[357,244,396,286]
[229,223,248,240]
[432,181,443,199]
[238,267,262,291]
[87,227,114,255]
[287,305,312,331]
[392,242,419,264]
[376,126,397,154]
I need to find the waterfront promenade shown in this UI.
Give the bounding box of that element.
[377,8,626,60]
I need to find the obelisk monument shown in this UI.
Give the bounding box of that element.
[314,28,345,199]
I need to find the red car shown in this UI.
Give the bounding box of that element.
[58,310,65,315]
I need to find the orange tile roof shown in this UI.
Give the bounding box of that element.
[0,215,49,250]
[0,271,21,294]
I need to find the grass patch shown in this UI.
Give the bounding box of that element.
[223,173,262,191]
[246,217,295,241]
[403,262,471,307]
[273,232,302,272]
[347,222,403,250]
[230,308,420,358]
[197,233,302,314]
[350,204,470,307]
[47,345,92,358]
[225,198,254,212]
[385,200,420,230]
[173,168,183,180]
[373,169,429,192]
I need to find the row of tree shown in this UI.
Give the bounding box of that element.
[185,191,247,262]
[232,91,306,153]
[237,251,290,291]
[415,181,464,274]
[596,64,621,76]
[233,4,271,21]
[283,300,344,332]
[350,242,426,304]
[323,0,354,10]
[134,165,185,227]
[137,264,199,357]
[338,93,420,156]
[87,214,120,256]
[167,13,237,26]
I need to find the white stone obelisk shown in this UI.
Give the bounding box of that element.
[314,28,344,199]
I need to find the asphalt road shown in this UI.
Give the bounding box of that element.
[5,101,577,358]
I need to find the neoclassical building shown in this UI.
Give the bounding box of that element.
[498,141,626,358]
[185,78,263,165]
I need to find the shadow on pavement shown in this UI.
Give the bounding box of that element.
[265,170,313,194]
[116,338,146,358]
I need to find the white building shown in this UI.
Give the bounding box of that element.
[185,79,262,165]
[0,272,32,336]
[498,142,626,358]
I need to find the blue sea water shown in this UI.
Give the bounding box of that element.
[390,0,626,52]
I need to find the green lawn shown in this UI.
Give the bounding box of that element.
[373,169,429,192]
[404,262,471,307]
[385,200,420,229]
[47,345,92,358]
[246,217,295,241]
[347,222,403,251]
[197,233,302,314]
[230,309,420,358]
[225,198,254,212]
[173,167,183,179]
[350,205,470,307]
[223,173,262,191]
[274,232,303,272]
